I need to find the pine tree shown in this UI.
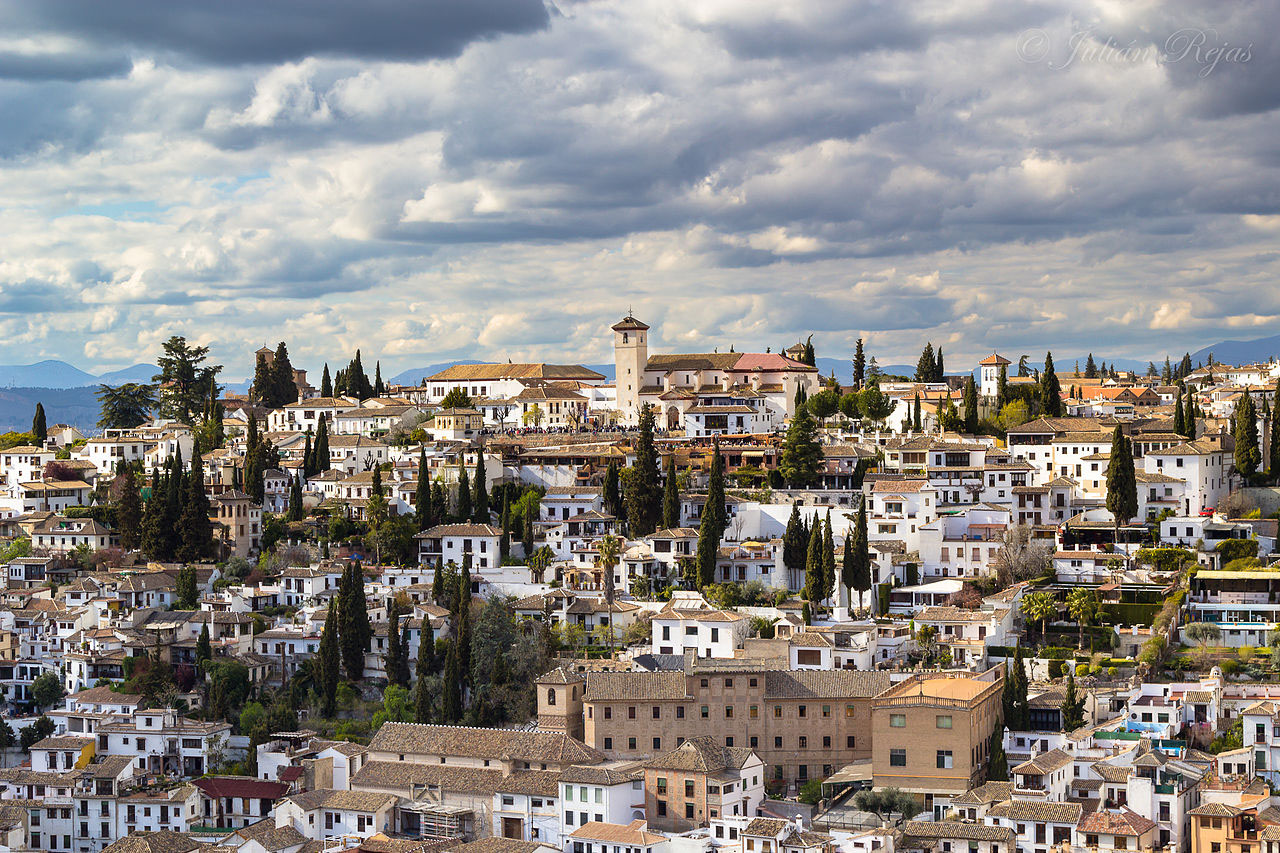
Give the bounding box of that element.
[915,343,936,382]
[1162,357,1173,384]
[317,598,340,716]
[1235,391,1262,478]
[32,403,46,443]
[178,438,213,562]
[1084,353,1098,378]
[1040,352,1063,417]
[456,472,471,523]
[472,452,488,522]
[1178,353,1193,380]
[385,595,406,687]
[852,338,865,390]
[320,363,333,398]
[623,404,663,535]
[962,375,978,433]
[415,447,432,531]
[116,463,142,551]
[779,406,823,488]
[603,460,621,519]
[662,459,680,530]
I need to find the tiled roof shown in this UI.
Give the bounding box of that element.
[987,799,1082,823]
[584,671,688,701]
[901,821,1015,842]
[426,363,605,382]
[415,523,502,538]
[366,722,603,765]
[763,669,891,699]
[570,820,667,846]
[951,781,1013,806]
[283,788,398,813]
[1076,809,1157,835]
[351,761,561,797]
[192,775,292,800]
[1013,748,1073,775]
[101,833,200,853]
[643,737,755,772]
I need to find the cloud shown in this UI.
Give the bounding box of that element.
[0,0,1277,376]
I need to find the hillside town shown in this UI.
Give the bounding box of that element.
[2,316,1280,853]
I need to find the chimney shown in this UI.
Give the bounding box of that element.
[795,816,804,831]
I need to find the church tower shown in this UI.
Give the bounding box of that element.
[612,313,650,425]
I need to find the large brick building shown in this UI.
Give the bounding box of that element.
[537,661,890,791]
[870,667,1004,818]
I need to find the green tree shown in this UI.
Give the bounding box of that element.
[31,671,64,709]
[987,726,1007,781]
[196,623,212,672]
[845,501,871,612]
[456,557,473,682]
[858,383,896,423]
[414,621,434,723]
[804,520,826,604]
[1066,587,1100,650]
[176,564,198,609]
[251,351,276,407]
[821,511,835,605]
[339,563,371,682]
[780,406,823,488]
[1105,426,1137,552]
[662,458,680,530]
[0,719,14,750]
[852,338,865,390]
[178,438,214,562]
[32,403,46,443]
[1174,384,1186,437]
[314,416,330,471]
[441,640,463,722]
[1021,591,1056,640]
[995,364,1008,410]
[415,448,432,531]
[624,405,663,535]
[1183,385,1197,438]
[603,460,622,519]
[499,489,511,562]
[320,363,333,398]
[783,504,806,575]
[271,342,297,407]
[317,598,341,716]
[1084,353,1098,379]
[456,470,471,523]
[96,383,157,429]
[1235,390,1261,478]
[915,343,936,382]
[154,335,222,424]
[1060,671,1085,731]
[472,452,489,522]
[440,387,473,409]
[852,788,922,825]
[1271,380,1280,478]
[1011,646,1030,729]
[807,388,840,426]
[962,374,978,433]
[1040,352,1063,417]
[116,463,143,551]
[385,595,408,688]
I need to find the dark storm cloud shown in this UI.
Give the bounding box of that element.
[2,0,549,66]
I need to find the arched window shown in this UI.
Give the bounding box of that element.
[547,689,557,706]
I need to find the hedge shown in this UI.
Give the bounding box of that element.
[64,505,118,527]
[1217,539,1259,563]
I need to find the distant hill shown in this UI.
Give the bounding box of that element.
[387,360,484,386]
[96,363,159,385]
[1190,332,1280,367]
[0,360,99,388]
[0,386,101,432]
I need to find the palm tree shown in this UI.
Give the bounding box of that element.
[1066,588,1100,651]
[1020,591,1056,642]
[596,534,622,652]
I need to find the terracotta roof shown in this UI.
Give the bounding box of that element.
[192,775,292,800]
[987,800,1082,823]
[351,761,561,797]
[415,523,502,538]
[584,671,688,701]
[367,722,603,765]
[643,737,756,772]
[427,364,605,382]
[901,821,1014,842]
[570,820,666,846]
[1077,809,1157,835]
[283,788,398,813]
[101,833,200,853]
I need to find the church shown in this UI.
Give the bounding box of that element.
[610,313,821,432]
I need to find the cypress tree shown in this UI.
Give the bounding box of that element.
[915,343,936,382]
[522,507,533,557]
[696,510,718,588]
[441,640,462,722]
[318,598,340,716]
[176,564,198,609]
[804,520,825,604]
[432,482,448,532]
[988,726,1008,781]
[302,433,314,478]
[706,438,725,533]
[779,406,823,487]
[602,460,621,519]
[414,621,433,723]
[117,463,142,551]
[432,560,446,607]
[995,364,1008,410]
[373,361,385,398]
[1011,645,1030,729]
[962,374,978,433]
[1271,379,1280,477]
[385,595,406,687]
[288,476,304,522]
[456,472,471,523]
[499,490,511,562]
[1183,387,1196,438]
[783,504,804,574]
[196,623,212,671]
[841,532,854,612]
[934,346,945,380]
[315,416,330,471]
[32,403,47,443]
[624,404,663,535]
[320,363,332,398]
[1173,385,1186,437]
[456,556,472,683]
[251,352,274,406]
[1040,352,1063,417]
[661,459,680,530]
[912,393,922,432]
[340,563,371,681]
[1105,427,1137,551]
[415,448,432,531]
[1084,353,1098,378]
[140,470,165,558]
[1060,671,1085,731]
[1235,391,1262,478]
[472,452,488,522]
[821,511,835,604]
[1162,357,1173,384]
[848,501,870,611]
[178,438,213,562]
[852,338,865,390]
[271,342,296,407]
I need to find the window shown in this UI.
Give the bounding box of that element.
[725,678,733,688]
[846,704,855,717]
[822,705,831,718]
[653,706,661,719]
[750,705,759,719]
[890,714,906,727]
[750,736,758,748]
[603,738,612,750]
[936,715,953,729]
[627,737,637,750]
[685,780,695,797]
[653,737,661,750]
[628,706,636,719]
[676,706,685,719]
[774,706,782,718]
[775,737,783,749]
[847,736,856,748]
[798,705,807,718]
[937,750,953,769]
[726,706,734,718]
[823,736,831,748]
[890,749,906,766]
[799,736,807,749]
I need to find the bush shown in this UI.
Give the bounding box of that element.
[1216,539,1259,563]
[1106,666,1119,677]
[1076,663,1089,677]
[798,779,824,805]
[1048,660,1065,679]
[1135,547,1195,572]
[1041,647,1076,660]
[1222,658,1242,676]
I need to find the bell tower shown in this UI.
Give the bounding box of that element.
[612,313,650,425]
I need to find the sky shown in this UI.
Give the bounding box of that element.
[0,0,1278,379]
